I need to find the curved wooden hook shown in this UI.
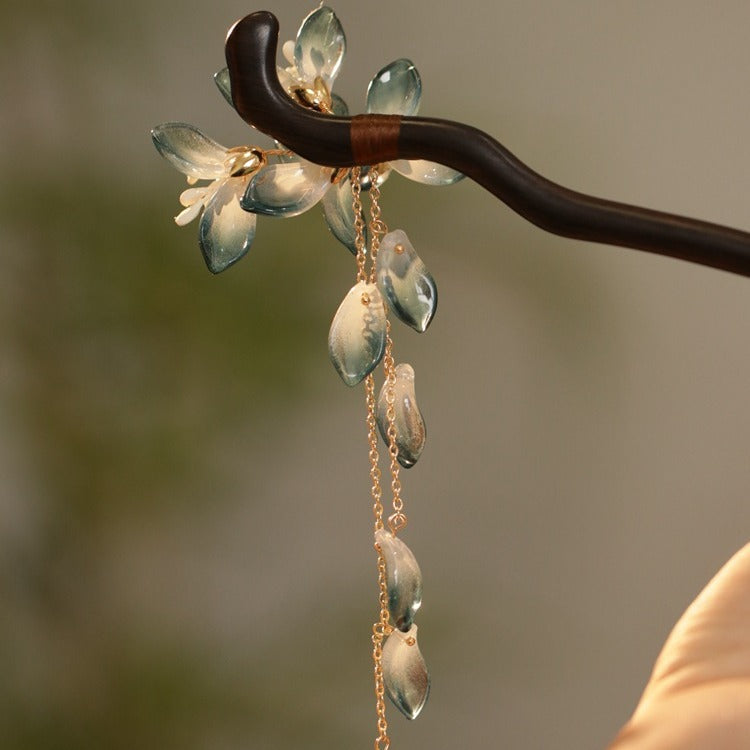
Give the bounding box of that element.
[226,11,750,277]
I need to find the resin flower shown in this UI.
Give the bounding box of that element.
[213,6,347,224]
[212,6,463,253]
[151,122,270,273]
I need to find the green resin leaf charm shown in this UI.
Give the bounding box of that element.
[376,229,437,332]
[382,624,430,720]
[375,528,423,631]
[376,363,426,469]
[328,281,386,386]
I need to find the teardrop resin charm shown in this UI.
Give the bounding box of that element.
[382,624,430,720]
[376,229,437,332]
[376,363,426,469]
[375,528,422,631]
[328,281,386,386]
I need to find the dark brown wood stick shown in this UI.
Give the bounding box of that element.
[226,11,750,277]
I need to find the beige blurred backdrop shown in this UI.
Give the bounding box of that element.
[3,1,750,748]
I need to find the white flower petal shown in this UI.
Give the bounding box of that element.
[174,200,203,226]
[179,187,206,207]
[282,39,295,65]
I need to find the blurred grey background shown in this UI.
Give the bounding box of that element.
[3,1,750,748]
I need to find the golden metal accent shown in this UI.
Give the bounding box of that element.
[331,167,349,185]
[352,168,368,284]
[353,169,395,750]
[351,165,416,750]
[366,169,408,536]
[290,75,333,114]
[225,146,266,177]
[393,243,405,254]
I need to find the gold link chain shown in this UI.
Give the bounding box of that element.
[366,168,408,535]
[353,167,394,750]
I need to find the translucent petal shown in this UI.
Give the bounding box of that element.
[241,160,332,217]
[179,187,205,207]
[282,40,295,65]
[366,58,422,116]
[294,5,346,88]
[321,176,368,254]
[375,529,423,630]
[382,625,430,720]
[151,123,228,179]
[391,159,464,186]
[328,282,386,386]
[376,364,426,469]
[199,177,256,273]
[214,67,233,107]
[174,201,203,226]
[376,229,437,332]
[330,93,349,116]
[360,164,391,191]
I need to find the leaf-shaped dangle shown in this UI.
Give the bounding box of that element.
[321,174,368,254]
[375,528,422,631]
[328,281,386,386]
[199,176,256,274]
[382,624,430,720]
[376,363,426,469]
[376,229,437,332]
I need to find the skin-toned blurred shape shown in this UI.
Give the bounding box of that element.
[610,543,750,749]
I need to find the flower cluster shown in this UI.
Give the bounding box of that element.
[152,5,463,273]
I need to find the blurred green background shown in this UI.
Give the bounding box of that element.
[3,1,750,748]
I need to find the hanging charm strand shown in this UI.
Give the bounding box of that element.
[353,167,394,750]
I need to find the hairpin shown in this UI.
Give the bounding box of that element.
[152,6,463,747]
[153,6,750,749]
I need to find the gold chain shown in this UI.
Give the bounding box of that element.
[382,319,406,534]
[351,167,368,284]
[353,167,393,750]
[366,168,408,535]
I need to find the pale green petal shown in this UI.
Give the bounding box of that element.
[331,93,349,116]
[294,5,346,87]
[376,229,437,332]
[321,176,367,254]
[151,123,228,179]
[374,529,423,629]
[199,177,256,273]
[328,282,386,386]
[367,59,421,116]
[390,159,464,186]
[241,160,332,217]
[382,625,430,720]
[376,364,426,468]
[214,67,233,107]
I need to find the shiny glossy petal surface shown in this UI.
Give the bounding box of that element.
[382,625,430,720]
[321,176,367,254]
[376,229,437,332]
[199,177,256,273]
[366,59,421,116]
[390,159,464,186]
[359,164,391,191]
[151,123,228,179]
[331,93,349,116]
[214,67,233,107]
[241,161,332,217]
[376,364,426,469]
[294,6,346,88]
[375,529,423,630]
[328,282,386,386]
